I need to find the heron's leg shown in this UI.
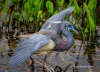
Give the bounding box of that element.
[42,54,56,72]
[28,57,35,71]
[28,54,54,71]
[28,55,48,67]
[26,57,34,66]
[42,54,48,66]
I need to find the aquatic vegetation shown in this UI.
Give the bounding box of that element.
[0,0,98,47]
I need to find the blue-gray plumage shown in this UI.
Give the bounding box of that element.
[9,21,78,67]
[9,31,61,67]
[53,21,76,51]
[9,34,53,67]
[9,6,78,67]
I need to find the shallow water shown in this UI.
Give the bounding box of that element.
[0,29,100,72]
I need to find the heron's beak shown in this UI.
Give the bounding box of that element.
[69,25,79,35]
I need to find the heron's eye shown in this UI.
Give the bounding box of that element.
[68,25,73,29]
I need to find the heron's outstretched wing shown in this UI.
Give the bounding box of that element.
[40,6,74,31]
[9,34,50,67]
[41,6,74,30]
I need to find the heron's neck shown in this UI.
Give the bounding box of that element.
[61,24,74,48]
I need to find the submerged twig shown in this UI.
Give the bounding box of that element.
[87,66,93,72]
[33,57,54,72]
[59,53,65,61]
[0,50,3,58]
[63,63,71,72]
[54,65,62,72]
[49,52,54,61]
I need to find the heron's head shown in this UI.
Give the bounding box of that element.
[50,20,79,35]
[68,25,79,35]
[61,21,79,35]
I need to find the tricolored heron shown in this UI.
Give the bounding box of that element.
[9,6,78,67]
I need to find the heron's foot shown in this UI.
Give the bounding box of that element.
[33,57,54,72]
[26,57,34,66]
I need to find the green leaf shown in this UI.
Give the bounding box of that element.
[88,0,97,22]
[67,0,73,7]
[24,2,30,12]
[2,7,8,12]
[18,14,23,21]
[28,0,33,4]
[3,20,7,26]
[83,2,95,29]
[53,10,59,15]
[88,0,97,11]
[46,1,53,13]
[37,10,42,19]
[88,15,95,29]
[84,27,89,33]
[11,0,19,4]
[57,0,64,7]
[29,17,33,22]
[83,3,90,15]
[74,0,81,13]
[5,0,8,6]
[14,11,20,16]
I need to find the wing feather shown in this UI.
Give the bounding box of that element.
[9,34,50,67]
